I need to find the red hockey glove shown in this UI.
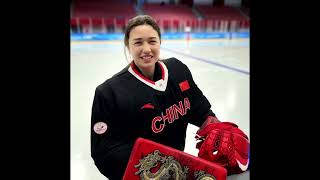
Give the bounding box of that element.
[195,121,250,175]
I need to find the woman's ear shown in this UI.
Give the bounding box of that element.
[124,46,132,63]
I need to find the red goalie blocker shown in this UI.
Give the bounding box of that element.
[123,137,227,180]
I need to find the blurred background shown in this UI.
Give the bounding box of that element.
[70,0,249,40]
[71,0,250,180]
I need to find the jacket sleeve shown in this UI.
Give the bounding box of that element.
[178,60,217,127]
[90,86,134,180]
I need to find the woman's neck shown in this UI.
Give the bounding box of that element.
[141,66,155,80]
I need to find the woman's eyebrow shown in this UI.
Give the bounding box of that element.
[133,37,157,41]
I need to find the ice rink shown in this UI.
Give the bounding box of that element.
[71,38,250,180]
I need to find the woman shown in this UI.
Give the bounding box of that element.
[90,15,222,180]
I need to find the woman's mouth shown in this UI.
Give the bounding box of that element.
[141,55,153,61]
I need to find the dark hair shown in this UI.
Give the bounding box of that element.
[124,15,161,47]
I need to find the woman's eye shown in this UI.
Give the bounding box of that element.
[134,42,141,45]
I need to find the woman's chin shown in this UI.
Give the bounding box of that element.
[140,58,156,66]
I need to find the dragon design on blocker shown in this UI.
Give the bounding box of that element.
[194,170,216,180]
[134,150,188,180]
[134,150,216,180]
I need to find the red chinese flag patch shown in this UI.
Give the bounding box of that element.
[179,80,190,92]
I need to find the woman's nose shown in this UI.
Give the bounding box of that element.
[142,43,151,53]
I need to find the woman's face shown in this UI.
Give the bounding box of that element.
[128,24,160,71]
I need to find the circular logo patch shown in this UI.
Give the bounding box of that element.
[93,122,108,134]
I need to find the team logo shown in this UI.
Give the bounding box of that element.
[141,103,155,110]
[151,97,190,133]
[236,159,249,171]
[93,122,108,134]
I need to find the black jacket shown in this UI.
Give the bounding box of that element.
[91,57,215,180]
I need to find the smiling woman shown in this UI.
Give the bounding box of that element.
[123,15,161,79]
[90,15,249,180]
[127,25,160,79]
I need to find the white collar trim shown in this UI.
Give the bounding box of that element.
[128,61,168,92]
